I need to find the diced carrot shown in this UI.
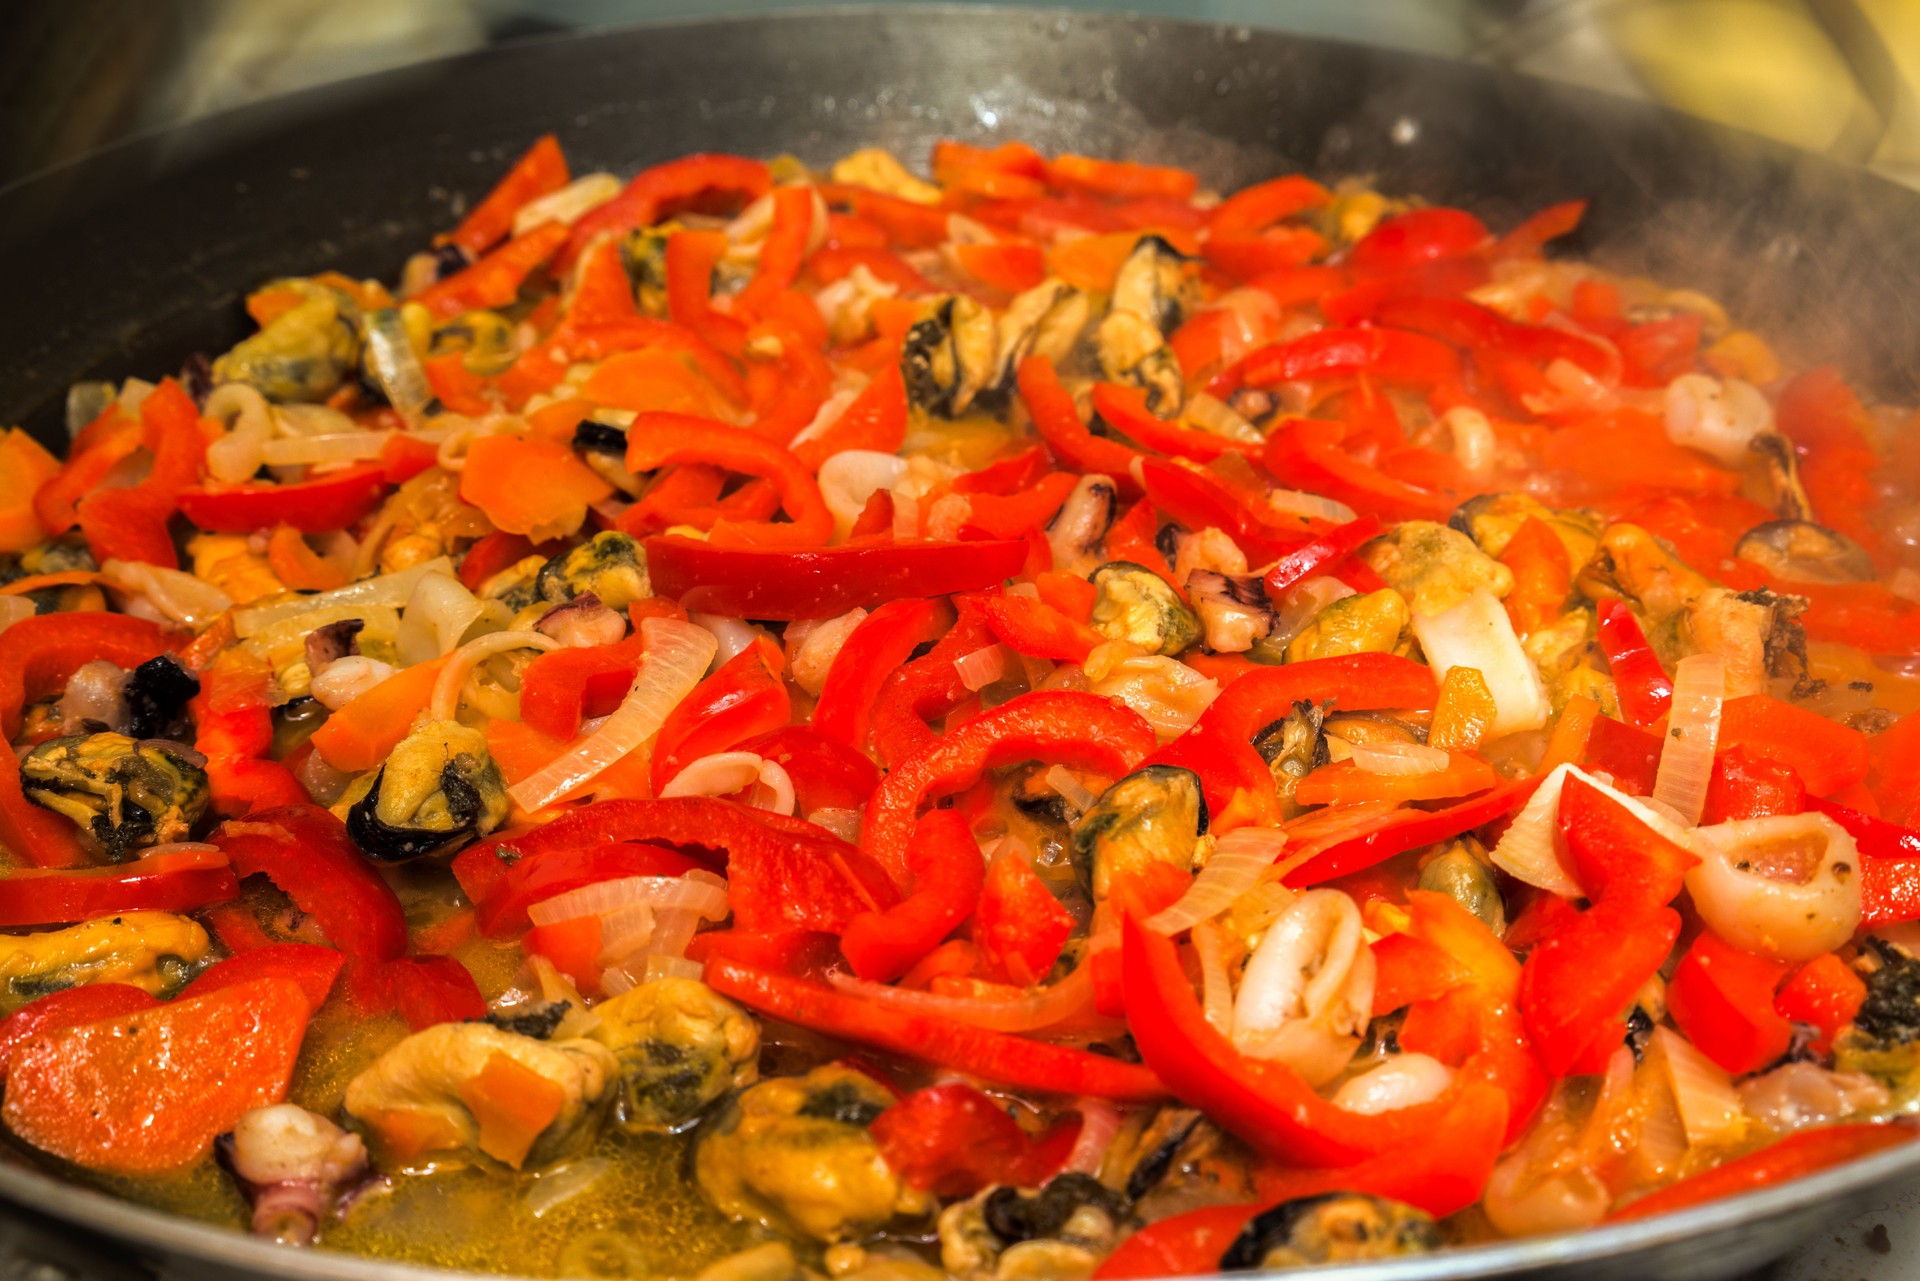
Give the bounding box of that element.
[1541,694,1601,773]
[583,348,736,420]
[458,434,613,541]
[0,431,61,554]
[457,1050,568,1169]
[1,978,309,1174]
[265,525,348,591]
[308,657,447,772]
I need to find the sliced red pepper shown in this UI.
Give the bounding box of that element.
[348,954,487,1031]
[1260,418,1454,523]
[561,153,771,267]
[1807,797,1920,928]
[0,985,160,1089]
[472,841,703,938]
[841,810,987,981]
[180,942,345,1011]
[737,186,816,315]
[1283,778,1539,887]
[1370,931,1471,1015]
[979,592,1103,663]
[1046,154,1197,200]
[177,463,387,534]
[952,241,1047,294]
[75,379,206,569]
[862,691,1156,891]
[643,535,1028,620]
[209,805,408,962]
[1667,930,1795,1075]
[1090,382,1261,464]
[790,364,910,470]
[1558,772,1697,905]
[625,415,830,547]
[1350,207,1490,276]
[1775,952,1867,1052]
[1702,746,1806,824]
[1094,1205,1259,1280]
[1137,458,1312,564]
[192,649,307,817]
[869,596,998,768]
[871,1082,1077,1198]
[1376,294,1612,377]
[443,133,569,257]
[973,847,1076,986]
[1596,599,1673,728]
[737,727,881,814]
[706,954,1166,1101]
[415,221,569,319]
[650,636,791,793]
[819,183,950,250]
[1016,356,1144,489]
[1610,1123,1915,1221]
[1240,326,1462,389]
[1262,514,1383,595]
[813,599,948,751]
[1586,714,1663,796]
[519,633,647,740]
[0,848,239,928]
[1719,695,1868,796]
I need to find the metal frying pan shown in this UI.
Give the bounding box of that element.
[0,8,1916,1279]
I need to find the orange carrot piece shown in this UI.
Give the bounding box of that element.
[457,1050,568,1169]
[458,434,614,541]
[1429,666,1497,752]
[308,657,447,772]
[265,525,348,591]
[1,978,309,1174]
[1294,754,1499,807]
[1541,694,1601,773]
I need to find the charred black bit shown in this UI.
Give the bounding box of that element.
[797,1080,889,1128]
[573,418,630,456]
[486,1001,571,1039]
[1124,1112,1206,1203]
[431,243,472,280]
[1855,938,1920,1046]
[1219,1192,1439,1271]
[1360,1011,1405,1057]
[304,619,365,678]
[179,353,215,405]
[1626,1005,1657,1062]
[1153,522,1186,566]
[983,1175,1125,1245]
[122,656,200,741]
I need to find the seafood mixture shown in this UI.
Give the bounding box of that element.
[0,134,1918,1279]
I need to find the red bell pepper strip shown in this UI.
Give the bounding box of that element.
[348,954,487,1031]
[1558,772,1698,905]
[1262,514,1383,595]
[34,407,142,535]
[643,535,1029,621]
[1137,458,1311,564]
[1240,326,1462,389]
[1610,1123,1916,1222]
[790,364,910,471]
[819,183,950,249]
[1702,746,1806,824]
[1046,154,1198,200]
[1376,294,1613,377]
[1350,207,1490,276]
[1206,174,1330,239]
[209,805,408,962]
[457,531,538,591]
[650,636,791,793]
[1090,382,1261,464]
[192,649,308,817]
[181,942,345,1011]
[706,953,1167,1101]
[1284,778,1539,887]
[1094,1205,1258,1280]
[0,613,181,868]
[869,597,998,768]
[563,153,772,267]
[414,220,569,319]
[1719,695,1869,797]
[814,599,948,751]
[75,379,206,569]
[1016,356,1145,489]
[1494,198,1587,258]
[841,810,987,981]
[0,985,160,1089]
[625,415,831,547]
[443,133,569,257]
[736,185,816,316]
[862,691,1157,891]
[1595,599,1673,728]
[871,1082,1077,1198]
[1146,652,1439,824]
[176,463,387,534]
[519,633,647,740]
[979,591,1104,663]
[973,846,1077,986]
[666,227,750,358]
[1123,915,1472,1165]
[1667,930,1795,1075]
[1807,797,1920,927]
[462,797,896,936]
[1775,952,1867,1052]
[737,727,881,814]
[472,841,703,938]
[1586,714,1662,796]
[1259,418,1455,522]
[1370,931,1471,1015]
[0,847,238,928]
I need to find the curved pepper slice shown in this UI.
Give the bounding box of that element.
[442,133,569,257]
[871,1082,1079,1199]
[625,414,831,547]
[651,636,791,793]
[1015,356,1144,490]
[706,953,1167,1102]
[841,810,987,981]
[862,691,1156,892]
[0,985,160,1090]
[210,805,408,962]
[813,598,948,751]
[76,379,206,569]
[643,535,1028,621]
[1609,1123,1916,1222]
[177,463,387,534]
[870,596,998,768]
[561,153,772,268]
[0,847,239,928]
[737,727,881,814]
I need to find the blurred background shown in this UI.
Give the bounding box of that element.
[0,0,1915,190]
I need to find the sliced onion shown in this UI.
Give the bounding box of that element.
[395,572,485,666]
[955,644,1010,694]
[689,613,760,670]
[101,559,234,629]
[1063,1099,1121,1177]
[807,808,863,843]
[1349,741,1450,777]
[1653,1027,1744,1146]
[789,608,866,694]
[1652,653,1724,828]
[430,630,560,723]
[1490,764,1688,897]
[646,954,705,982]
[363,309,434,426]
[661,751,797,815]
[508,618,715,812]
[525,1157,611,1219]
[824,963,1094,1034]
[1045,765,1100,816]
[788,384,863,451]
[1433,406,1495,475]
[818,450,908,534]
[596,903,657,963]
[312,656,399,713]
[1267,489,1357,524]
[516,172,622,238]
[1191,920,1234,1034]
[1147,828,1288,936]
[1411,589,1549,736]
[1183,392,1263,443]
[1331,1052,1455,1114]
[527,874,730,930]
[234,557,455,637]
[1271,576,1356,647]
[259,431,390,467]
[205,383,273,483]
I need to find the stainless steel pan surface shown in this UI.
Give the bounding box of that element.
[0,8,1916,1279]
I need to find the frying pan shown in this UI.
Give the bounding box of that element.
[0,8,1915,1279]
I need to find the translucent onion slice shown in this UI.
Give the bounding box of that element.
[1191,921,1234,1034]
[1267,488,1358,524]
[527,874,730,930]
[823,963,1094,1033]
[1063,1099,1121,1176]
[955,644,1010,693]
[508,618,716,812]
[1270,577,1356,648]
[101,559,234,629]
[234,557,455,636]
[646,954,705,982]
[1490,763,1688,897]
[429,629,560,722]
[661,751,797,815]
[1349,741,1451,777]
[1652,652,1725,828]
[1147,827,1288,936]
[1412,589,1550,737]
[1183,392,1263,443]
[1653,1027,1744,1146]
[259,432,390,467]
[1045,765,1100,816]
[515,172,622,238]
[595,904,657,964]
